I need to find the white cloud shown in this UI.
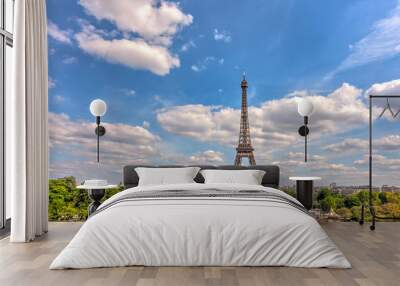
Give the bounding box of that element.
[275,158,357,173]
[79,0,193,43]
[286,90,313,98]
[365,78,400,96]
[324,134,400,154]
[351,153,400,186]
[74,0,193,75]
[49,112,160,182]
[274,152,362,186]
[48,77,56,89]
[62,56,78,64]
[158,148,226,166]
[157,83,369,152]
[354,154,400,170]
[293,83,368,133]
[53,95,66,103]
[156,102,293,153]
[287,152,325,161]
[363,79,400,120]
[120,88,136,97]
[142,121,150,129]
[324,138,368,153]
[191,65,202,72]
[181,40,196,52]
[191,56,224,72]
[375,135,400,150]
[213,29,231,43]
[47,21,72,44]
[188,150,225,164]
[75,23,180,75]
[157,104,239,145]
[49,113,227,182]
[152,94,172,107]
[325,2,400,80]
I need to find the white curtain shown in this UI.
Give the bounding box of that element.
[7,0,49,242]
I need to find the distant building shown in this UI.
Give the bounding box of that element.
[284,183,399,194]
[381,185,400,193]
[330,185,379,195]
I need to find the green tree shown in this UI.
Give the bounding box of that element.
[49,177,124,221]
[386,192,400,204]
[344,194,361,208]
[320,196,336,212]
[379,192,388,204]
[380,203,400,217]
[282,187,296,198]
[334,197,345,209]
[357,190,369,205]
[317,188,332,202]
[358,190,381,206]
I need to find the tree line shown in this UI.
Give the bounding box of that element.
[49,177,400,221]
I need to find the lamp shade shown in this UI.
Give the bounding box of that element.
[90,99,107,117]
[297,98,314,116]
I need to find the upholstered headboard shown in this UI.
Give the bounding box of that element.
[123,165,280,189]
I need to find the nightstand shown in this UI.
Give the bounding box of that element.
[289,177,321,210]
[77,184,117,215]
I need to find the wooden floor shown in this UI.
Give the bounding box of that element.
[0,222,399,286]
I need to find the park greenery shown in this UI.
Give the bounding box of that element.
[49,177,122,221]
[311,187,400,221]
[49,177,400,221]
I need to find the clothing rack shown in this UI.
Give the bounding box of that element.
[359,95,400,230]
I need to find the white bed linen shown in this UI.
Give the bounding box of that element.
[50,183,351,269]
[135,167,200,186]
[200,169,265,185]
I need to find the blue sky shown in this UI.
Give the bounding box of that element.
[47,0,400,186]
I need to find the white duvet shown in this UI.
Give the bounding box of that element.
[50,183,351,269]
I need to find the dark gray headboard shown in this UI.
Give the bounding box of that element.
[123,165,280,189]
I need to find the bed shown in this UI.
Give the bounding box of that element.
[50,165,351,269]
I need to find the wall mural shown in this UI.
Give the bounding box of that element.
[47,0,400,220]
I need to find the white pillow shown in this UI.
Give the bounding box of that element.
[135,167,201,186]
[200,169,266,185]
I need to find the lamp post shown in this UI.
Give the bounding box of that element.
[89,99,107,162]
[297,98,314,162]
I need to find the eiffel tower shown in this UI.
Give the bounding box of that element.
[234,75,256,166]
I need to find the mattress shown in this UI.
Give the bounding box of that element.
[50,183,351,269]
